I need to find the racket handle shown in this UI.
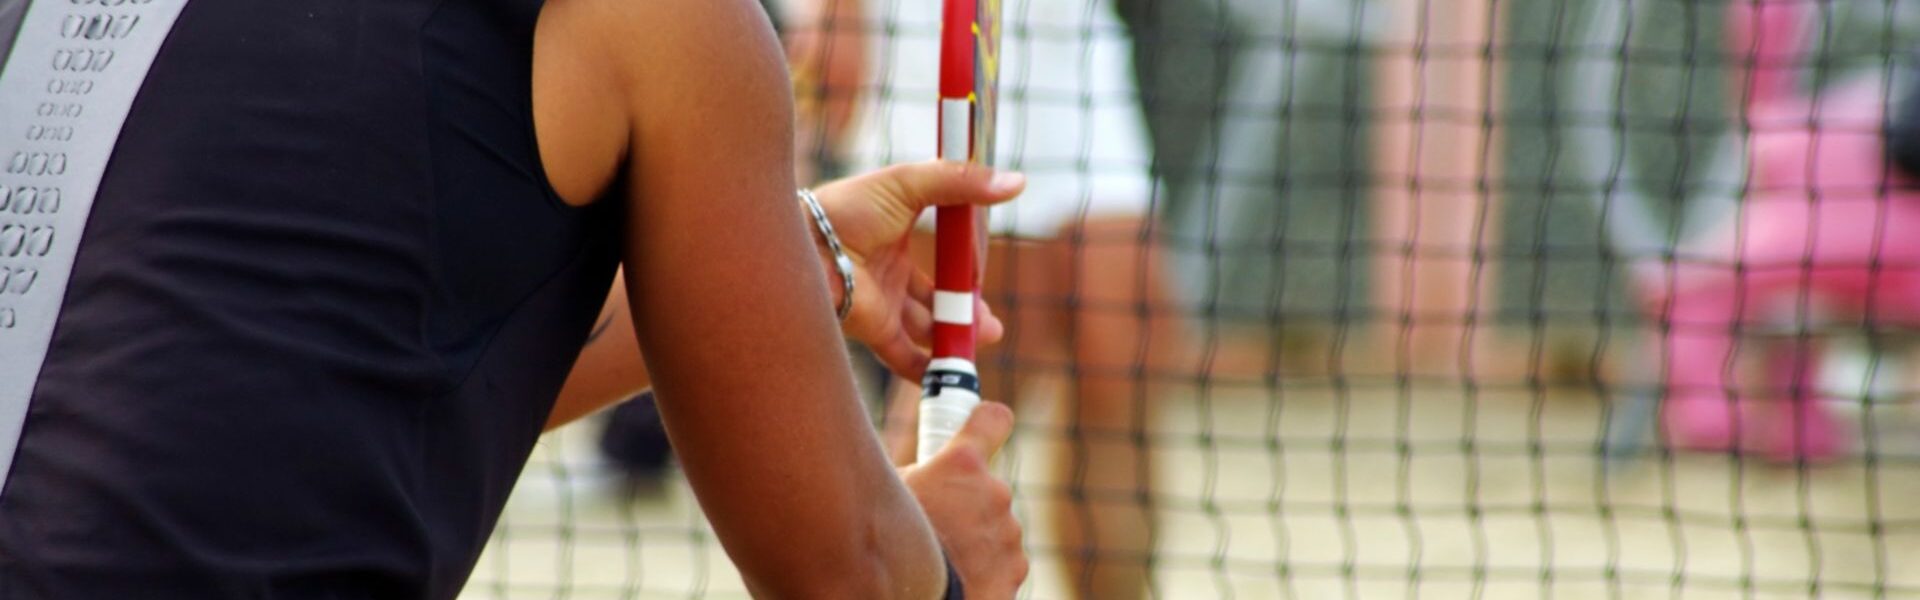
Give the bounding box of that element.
[917,358,982,463]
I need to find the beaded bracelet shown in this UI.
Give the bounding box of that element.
[797,188,855,321]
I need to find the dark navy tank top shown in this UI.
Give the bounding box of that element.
[0,0,622,597]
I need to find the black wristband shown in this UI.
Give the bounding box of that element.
[942,552,966,600]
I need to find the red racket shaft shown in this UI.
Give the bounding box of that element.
[918,0,985,463]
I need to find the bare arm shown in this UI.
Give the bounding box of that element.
[575,0,945,595]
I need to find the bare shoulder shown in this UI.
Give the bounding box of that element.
[532,0,791,207]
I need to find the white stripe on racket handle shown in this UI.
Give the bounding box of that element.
[940,98,971,161]
[918,357,982,463]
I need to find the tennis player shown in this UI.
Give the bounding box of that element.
[0,0,1025,597]
[846,0,1183,597]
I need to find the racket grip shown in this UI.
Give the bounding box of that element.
[917,358,982,463]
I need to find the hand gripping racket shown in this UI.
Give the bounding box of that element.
[917,0,1002,463]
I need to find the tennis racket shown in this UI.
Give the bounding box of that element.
[917,0,1002,463]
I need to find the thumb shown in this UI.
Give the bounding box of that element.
[878,160,1025,214]
[937,401,1015,462]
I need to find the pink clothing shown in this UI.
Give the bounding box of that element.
[1658,79,1920,460]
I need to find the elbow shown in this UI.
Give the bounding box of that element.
[741,509,945,599]
[743,556,945,600]
[833,549,946,600]
[849,515,948,600]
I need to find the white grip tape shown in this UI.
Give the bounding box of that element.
[939,98,971,162]
[917,357,981,463]
[917,387,981,464]
[932,290,974,325]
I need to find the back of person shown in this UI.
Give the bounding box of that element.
[0,0,619,596]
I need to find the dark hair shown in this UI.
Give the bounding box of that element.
[1885,54,1920,177]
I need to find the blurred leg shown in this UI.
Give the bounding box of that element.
[1371,0,1504,377]
[1051,217,1179,600]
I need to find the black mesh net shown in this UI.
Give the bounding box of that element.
[465,0,1920,597]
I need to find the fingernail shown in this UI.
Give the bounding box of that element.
[989,171,1026,194]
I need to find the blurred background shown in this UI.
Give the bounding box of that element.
[466,0,1920,597]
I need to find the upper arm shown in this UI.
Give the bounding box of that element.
[557,0,942,594]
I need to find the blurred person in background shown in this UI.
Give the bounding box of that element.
[845,0,1185,597]
[1652,3,1920,461]
[1111,0,1502,382]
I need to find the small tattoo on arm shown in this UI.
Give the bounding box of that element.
[586,311,617,344]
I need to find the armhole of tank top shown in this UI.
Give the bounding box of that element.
[521,83,581,210]
[419,0,585,213]
[523,0,595,212]
[0,0,189,495]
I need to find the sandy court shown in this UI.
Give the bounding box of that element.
[463,375,1920,599]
